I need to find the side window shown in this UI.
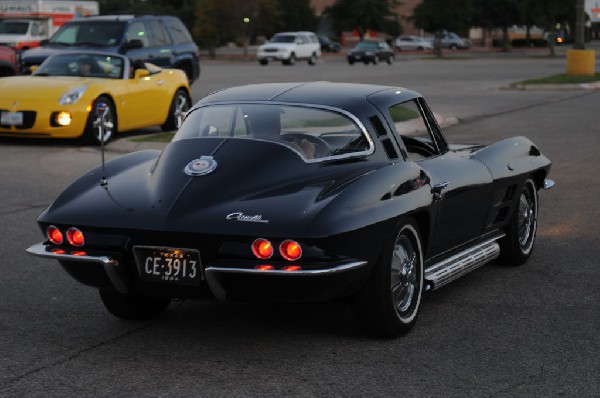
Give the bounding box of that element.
[163,18,192,44]
[388,99,440,161]
[147,20,172,46]
[126,21,150,47]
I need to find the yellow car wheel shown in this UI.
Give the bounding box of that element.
[161,89,190,132]
[84,96,117,146]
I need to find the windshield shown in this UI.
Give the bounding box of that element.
[0,21,29,35]
[270,35,296,44]
[355,41,378,50]
[33,53,124,78]
[174,104,372,161]
[49,21,125,46]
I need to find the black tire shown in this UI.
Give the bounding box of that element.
[387,55,394,65]
[497,179,538,266]
[99,289,171,320]
[283,53,296,65]
[83,96,116,146]
[161,88,190,132]
[372,56,379,65]
[354,219,424,337]
[348,59,354,65]
[308,53,317,65]
[259,59,268,65]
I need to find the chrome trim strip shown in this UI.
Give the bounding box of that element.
[26,243,119,266]
[424,237,502,290]
[176,101,376,163]
[543,178,555,190]
[26,243,127,294]
[204,260,368,300]
[205,260,368,276]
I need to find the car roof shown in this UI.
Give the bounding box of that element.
[195,82,421,117]
[71,14,175,22]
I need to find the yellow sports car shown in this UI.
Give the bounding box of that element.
[0,52,191,144]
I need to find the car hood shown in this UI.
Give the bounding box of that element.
[0,76,92,101]
[40,138,383,238]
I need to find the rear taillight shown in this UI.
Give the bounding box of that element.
[280,240,302,261]
[252,238,273,259]
[66,227,85,247]
[46,225,63,245]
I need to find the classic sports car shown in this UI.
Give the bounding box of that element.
[0,52,191,145]
[27,82,553,337]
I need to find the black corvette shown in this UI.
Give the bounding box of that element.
[27,82,554,337]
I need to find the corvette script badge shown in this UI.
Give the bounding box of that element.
[184,156,217,176]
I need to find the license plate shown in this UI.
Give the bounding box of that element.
[1,111,23,126]
[134,246,202,285]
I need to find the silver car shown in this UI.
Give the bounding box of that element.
[394,36,434,51]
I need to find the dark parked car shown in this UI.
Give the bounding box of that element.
[347,40,394,65]
[19,14,200,83]
[27,82,553,337]
[0,44,17,76]
[318,35,341,52]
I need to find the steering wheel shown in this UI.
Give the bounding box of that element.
[281,133,331,158]
[401,136,437,158]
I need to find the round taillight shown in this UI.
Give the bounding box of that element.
[252,238,273,259]
[280,240,302,261]
[66,227,85,247]
[47,225,63,245]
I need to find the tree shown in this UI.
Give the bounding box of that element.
[193,0,281,58]
[528,0,573,56]
[325,0,402,39]
[413,0,474,56]
[278,0,318,32]
[474,0,521,52]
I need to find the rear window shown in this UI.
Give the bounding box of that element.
[174,103,372,161]
[163,18,192,44]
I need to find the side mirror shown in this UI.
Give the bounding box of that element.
[134,69,150,79]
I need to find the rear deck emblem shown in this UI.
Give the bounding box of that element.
[184,156,217,176]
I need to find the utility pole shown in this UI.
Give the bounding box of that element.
[574,0,585,49]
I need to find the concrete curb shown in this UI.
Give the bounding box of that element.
[509,81,600,91]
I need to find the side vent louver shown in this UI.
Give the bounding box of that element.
[381,138,399,160]
[369,115,387,137]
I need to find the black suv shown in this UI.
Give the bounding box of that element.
[19,14,200,83]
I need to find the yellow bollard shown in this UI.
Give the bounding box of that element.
[566,49,596,76]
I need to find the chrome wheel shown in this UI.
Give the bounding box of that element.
[517,181,537,253]
[172,92,188,129]
[85,96,116,145]
[161,89,190,132]
[93,102,114,143]
[354,220,423,336]
[498,178,538,265]
[391,237,418,313]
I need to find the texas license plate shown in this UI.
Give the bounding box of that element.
[1,111,23,126]
[134,246,202,285]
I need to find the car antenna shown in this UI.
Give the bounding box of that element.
[93,102,109,187]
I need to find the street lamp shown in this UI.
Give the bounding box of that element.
[242,17,250,59]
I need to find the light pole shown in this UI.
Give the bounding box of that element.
[243,17,250,60]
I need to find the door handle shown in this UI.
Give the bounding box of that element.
[431,182,449,200]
